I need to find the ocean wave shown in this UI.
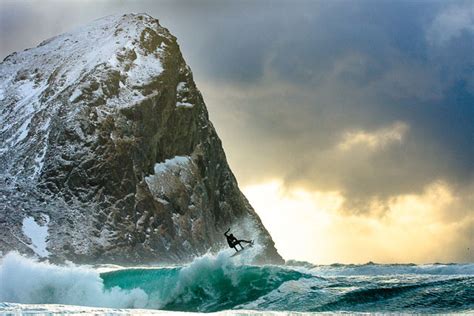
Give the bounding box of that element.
[1,252,473,313]
[0,252,147,308]
[100,250,311,311]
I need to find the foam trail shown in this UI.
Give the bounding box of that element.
[0,252,148,308]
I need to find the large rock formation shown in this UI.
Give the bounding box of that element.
[0,14,283,264]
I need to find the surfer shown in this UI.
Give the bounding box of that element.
[224,228,252,252]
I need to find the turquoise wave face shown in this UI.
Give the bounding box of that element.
[101,264,310,312]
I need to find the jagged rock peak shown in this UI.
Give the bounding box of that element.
[3,13,170,88]
[0,14,284,265]
[1,13,178,179]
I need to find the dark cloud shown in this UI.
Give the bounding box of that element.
[195,1,474,205]
[1,0,473,216]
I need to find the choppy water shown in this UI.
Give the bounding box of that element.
[1,251,473,314]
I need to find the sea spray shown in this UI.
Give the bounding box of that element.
[0,252,148,308]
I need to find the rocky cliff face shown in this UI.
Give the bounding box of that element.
[0,14,283,264]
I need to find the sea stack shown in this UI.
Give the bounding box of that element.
[0,13,283,264]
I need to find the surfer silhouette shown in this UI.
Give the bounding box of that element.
[224,228,252,252]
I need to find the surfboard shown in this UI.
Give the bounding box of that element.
[230,241,254,257]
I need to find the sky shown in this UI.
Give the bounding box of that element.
[1,0,473,264]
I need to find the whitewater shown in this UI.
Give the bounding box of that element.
[1,250,473,315]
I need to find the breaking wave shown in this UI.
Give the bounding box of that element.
[1,252,473,313]
[0,252,147,308]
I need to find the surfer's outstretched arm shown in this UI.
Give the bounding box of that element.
[224,228,230,236]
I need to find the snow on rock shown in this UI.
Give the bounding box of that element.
[0,13,169,179]
[68,88,82,102]
[21,214,50,258]
[145,156,194,197]
[176,82,186,91]
[176,102,194,108]
[152,156,191,175]
[176,81,194,108]
[126,47,164,85]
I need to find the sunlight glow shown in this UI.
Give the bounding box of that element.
[243,180,473,264]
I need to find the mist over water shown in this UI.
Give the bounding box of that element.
[1,252,473,313]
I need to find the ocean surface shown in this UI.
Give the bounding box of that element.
[0,250,473,314]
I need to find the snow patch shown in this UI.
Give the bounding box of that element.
[144,155,194,198]
[33,148,47,178]
[176,102,194,108]
[151,156,191,175]
[69,88,82,102]
[176,82,186,92]
[176,81,194,108]
[155,197,170,205]
[21,214,50,258]
[127,50,164,85]
[13,116,32,145]
[16,80,38,101]
[108,54,119,67]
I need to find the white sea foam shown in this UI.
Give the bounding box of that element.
[0,246,258,309]
[0,252,148,308]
